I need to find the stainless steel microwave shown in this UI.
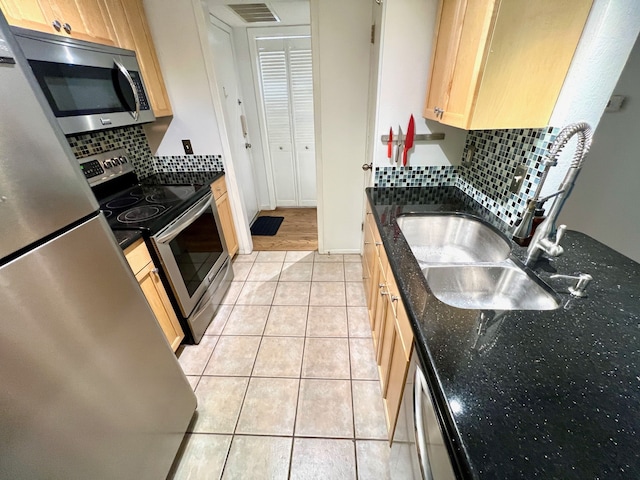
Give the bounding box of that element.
[11,27,155,135]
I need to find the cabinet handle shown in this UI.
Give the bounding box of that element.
[63,23,72,34]
[52,20,62,31]
[391,295,399,302]
[151,268,159,274]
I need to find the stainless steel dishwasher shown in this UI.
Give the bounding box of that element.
[390,349,456,480]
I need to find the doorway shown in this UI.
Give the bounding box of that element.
[205,4,318,252]
[208,16,260,224]
[249,27,317,208]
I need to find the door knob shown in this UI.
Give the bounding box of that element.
[362,163,373,171]
[245,143,252,149]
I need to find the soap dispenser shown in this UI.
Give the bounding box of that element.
[513,202,546,247]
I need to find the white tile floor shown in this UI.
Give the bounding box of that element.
[169,251,392,479]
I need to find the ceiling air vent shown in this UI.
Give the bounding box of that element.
[228,3,280,23]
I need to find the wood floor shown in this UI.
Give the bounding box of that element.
[251,207,318,251]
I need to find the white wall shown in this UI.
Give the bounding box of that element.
[311,0,372,253]
[543,0,640,196]
[373,0,466,169]
[559,36,640,262]
[142,0,223,155]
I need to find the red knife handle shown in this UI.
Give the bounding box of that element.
[402,146,408,166]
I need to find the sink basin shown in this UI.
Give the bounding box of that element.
[396,214,511,264]
[424,264,560,310]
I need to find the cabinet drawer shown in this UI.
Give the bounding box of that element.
[211,176,227,200]
[123,238,152,275]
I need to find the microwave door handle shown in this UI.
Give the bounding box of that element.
[155,193,213,244]
[114,59,141,121]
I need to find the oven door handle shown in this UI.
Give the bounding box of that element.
[154,192,213,245]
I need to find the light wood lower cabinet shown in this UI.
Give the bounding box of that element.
[363,206,413,441]
[124,239,184,352]
[211,176,238,258]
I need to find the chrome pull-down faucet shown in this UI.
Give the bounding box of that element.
[513,122,593,266]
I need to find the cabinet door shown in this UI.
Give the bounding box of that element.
[136,262,185,352]
[384,333,410,440]
[45,0,114,44]
[362,212,375,309]
[103,0,172,117]
[1,0,115,44]
[423,0,468,122]
[216,192,239,257]
[0,0,51,31]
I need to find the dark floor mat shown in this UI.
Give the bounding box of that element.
[250,216,285,236]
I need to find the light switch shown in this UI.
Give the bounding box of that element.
[509,164,527,194]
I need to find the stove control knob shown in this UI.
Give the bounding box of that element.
[103,160,113,168]
[120,156,128,164]
[112,157,120,166]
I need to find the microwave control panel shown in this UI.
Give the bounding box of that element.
[79,148,134,187]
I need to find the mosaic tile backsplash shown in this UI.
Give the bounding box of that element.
[66,125,156,178]
[457,127,559,226]
[66,125,224,179]
[374,165,457,188]
[154,155,224,173]
[374,127,560,228]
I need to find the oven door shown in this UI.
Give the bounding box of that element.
[152,191,229,317]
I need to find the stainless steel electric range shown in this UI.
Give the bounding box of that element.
[80,148,233,344]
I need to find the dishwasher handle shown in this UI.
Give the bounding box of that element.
[414,365,433,480]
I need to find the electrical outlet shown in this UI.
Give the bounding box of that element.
[509,164,527,194]
[463,144,476,165]
[182,139,193,155]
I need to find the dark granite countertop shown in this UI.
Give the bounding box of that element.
[367,186,639,479]
[112,229,143,250]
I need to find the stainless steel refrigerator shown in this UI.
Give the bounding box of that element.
[0,13,196,479]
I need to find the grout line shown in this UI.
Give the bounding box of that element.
[287,291,309,479]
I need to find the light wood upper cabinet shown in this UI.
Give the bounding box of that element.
[424,0,594,130]
[102,0,172,117]
[211,176,239,258]
[124,239,184,352]
[0,0,115,44]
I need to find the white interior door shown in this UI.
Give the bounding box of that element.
[208,18,259,222]
[255,34,316,207]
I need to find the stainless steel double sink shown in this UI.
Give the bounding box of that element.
[396,214,560,311]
